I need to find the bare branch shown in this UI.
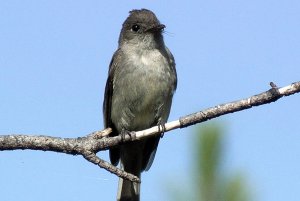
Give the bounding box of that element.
[0,133,139,182]
[0,81,299,181]
[116,81,300,143]
[82,151,140,183]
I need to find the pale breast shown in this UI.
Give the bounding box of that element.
[111,47,175,131]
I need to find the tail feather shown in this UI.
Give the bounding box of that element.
[117,177,140,201]
[116,141,144,201]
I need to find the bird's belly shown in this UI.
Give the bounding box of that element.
[122,81,165,128]
[111,48,175,132]
[112,66,172,132]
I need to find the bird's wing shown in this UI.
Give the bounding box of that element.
[103,49,122,166]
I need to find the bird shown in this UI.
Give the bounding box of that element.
[103,9,177,201]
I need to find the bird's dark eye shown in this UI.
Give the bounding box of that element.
[131,24,140,32]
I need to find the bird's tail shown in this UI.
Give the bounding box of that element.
[116,143,143,201]
[117,176,140,201]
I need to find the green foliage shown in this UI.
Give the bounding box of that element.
[166,123,252,201]
[223,174,250,201]
[197,125,223,201]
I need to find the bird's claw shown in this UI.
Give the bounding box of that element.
[120,129,136,142]
[158,124,166,138]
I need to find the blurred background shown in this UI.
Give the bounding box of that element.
[0,1,300,201]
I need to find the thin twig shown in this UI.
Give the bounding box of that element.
[0,81,299,181]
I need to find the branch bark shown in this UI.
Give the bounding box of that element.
[1,81,299,182]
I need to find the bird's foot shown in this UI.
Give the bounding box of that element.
[158,123,166,138]
[120,129,136,142]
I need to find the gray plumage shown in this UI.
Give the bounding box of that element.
[103,9,177,201]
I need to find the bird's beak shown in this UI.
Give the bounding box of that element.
[146,24,165,32]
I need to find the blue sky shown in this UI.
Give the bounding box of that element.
[0,1,300,201]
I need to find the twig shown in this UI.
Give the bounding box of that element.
[106,81,300,146]
[0,81,299,182]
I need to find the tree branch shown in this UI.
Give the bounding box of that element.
[1,81,299,182]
